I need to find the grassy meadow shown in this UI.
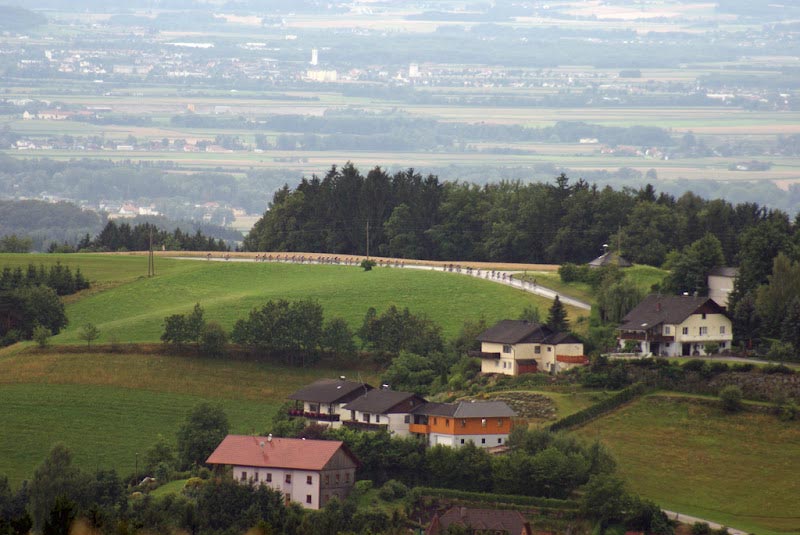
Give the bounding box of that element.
[574,396,800,535]
[0,254,581,343]
[0,347,380,486]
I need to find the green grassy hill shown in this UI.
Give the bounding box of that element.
[0,254,583,343]
[573,395,800,535]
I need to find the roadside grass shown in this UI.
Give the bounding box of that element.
[0,253,195,283]
[517,264,667,307]
[50,259,580,343]
[0,350,380,487]
[573,395,800,535]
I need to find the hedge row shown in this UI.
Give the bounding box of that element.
[548,382,649,432]
[413,487,577,510]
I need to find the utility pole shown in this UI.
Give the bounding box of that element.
[148,226,155,277]
[366,220,370,259]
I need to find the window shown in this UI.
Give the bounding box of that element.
[498,438,503,444]
[445,419,450,427]
[502,344,512,353]
[481,438,486,444]
[461,419,467,427]
[699,326,708,335]
[702,313,707,320]
[720,325,726,334]
[324,475,329,485]
[306,475,312,485]
[497,418,504,427]
[254,472,259,482]
[534,346,541,354]
[335,473,340,483]
[496,360,500,368]
[682,327,689,335]
[363,413,370,423]
[433,417,437,425]
[547,347,552,352]
[285,474,292,484]
[240,471,247,481]
[460,438,465,444]
[266,473,272,482]
[404,415,410,424]
[664,326,671,334]
[481,418,487,428]
[306,495,312,504]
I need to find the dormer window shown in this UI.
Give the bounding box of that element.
[502,344,512,353]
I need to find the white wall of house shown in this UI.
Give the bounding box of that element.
[233,466,322,509]
[429,433,509,448]
[709,276,734,308]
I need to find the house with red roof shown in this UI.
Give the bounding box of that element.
[206,435,359,510]
[427,507,533,535]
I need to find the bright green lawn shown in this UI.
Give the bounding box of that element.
[151,479,189,498]
[42,258,578,343]
[574,396,800,535]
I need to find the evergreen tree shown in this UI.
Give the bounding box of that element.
[546,295,569,332]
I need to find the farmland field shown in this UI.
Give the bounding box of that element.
[0,254,581,343]
[573,395,800,535]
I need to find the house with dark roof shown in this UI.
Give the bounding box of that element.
[287,377,373,427]
[708,266,738,308]
[342,388,427,436]
[617,295,733,357]
[427,507,532,535]
[409,400,516,448]
[206,435,359,510]
[473,320,587,376]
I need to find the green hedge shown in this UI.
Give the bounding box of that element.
[413,487,577,509]
[548,382,649,432]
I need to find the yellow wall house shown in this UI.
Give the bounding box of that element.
[617,295,733,357]
[472,320,587,375]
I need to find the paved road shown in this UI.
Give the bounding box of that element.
[663,510,748,535]
[176,255,592,311]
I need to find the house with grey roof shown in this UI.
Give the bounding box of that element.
[287,377,373,427]
[473,319,587,376]
[341,388,427,436]
[617,295,732,357]
[410,400,517,448]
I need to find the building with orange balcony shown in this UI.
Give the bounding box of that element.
[409,400,516,448]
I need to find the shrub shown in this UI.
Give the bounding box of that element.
[762,364,794,375]
[360,259,376,271]
[378,479,408,501]
[730,363,754,373]
[704,342,720,355]
[779,402,798,422]
[691,522,711,535]
[32,325,51,348]
[708,362,729,375]
[200,321,228,358]
[719,385,743,413]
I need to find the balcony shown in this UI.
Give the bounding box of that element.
[342,420,388,432]
[287,409,340,422]
[618,332,674,342]
[408,423,430,434]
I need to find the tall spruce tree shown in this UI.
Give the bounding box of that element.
[546,295,569,332]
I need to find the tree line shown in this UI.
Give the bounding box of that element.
[245,164,800,267]
[85,221,229,252]
[0,263,89,296]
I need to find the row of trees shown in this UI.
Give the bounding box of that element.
[245,164,800,267]
[86,221,230,252]
[0,263,89,296]
[0,286,68,344]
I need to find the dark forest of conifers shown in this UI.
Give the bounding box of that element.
[244,162,800,269]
